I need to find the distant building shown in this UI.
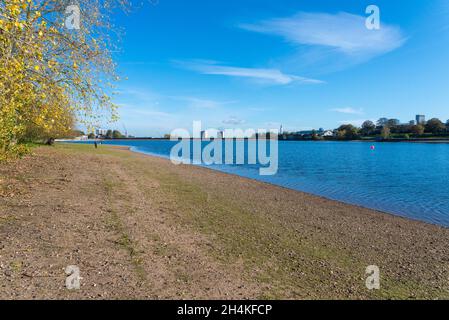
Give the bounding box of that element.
[409,120,416,125]
[201,130,224,139]
[322,130,335,137]
[416,115,426,125]
[95,129,108,137]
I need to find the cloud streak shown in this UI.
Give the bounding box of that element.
[331,107,364,115]
[222,116,246,125]
[177,60,324,85]
[240,11,406,62]
[171,96,236,109]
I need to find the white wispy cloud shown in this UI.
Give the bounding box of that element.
[177,60,324,85]
[240,11,406,61]
[172,96,236,109]
[116,104,174,121]
[112,87,247,136]
[222,116,246,125]
[331,107,364,115]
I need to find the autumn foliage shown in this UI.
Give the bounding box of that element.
[0,0,128,160]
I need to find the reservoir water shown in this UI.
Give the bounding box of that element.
[71,140,449,227]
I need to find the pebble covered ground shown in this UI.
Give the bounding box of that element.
[0,144,448,299]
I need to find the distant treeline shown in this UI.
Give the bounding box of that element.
[281,118,449,141]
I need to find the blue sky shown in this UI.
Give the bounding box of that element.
[101,0,449,137]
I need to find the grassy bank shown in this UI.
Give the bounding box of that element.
[1,143,448,299]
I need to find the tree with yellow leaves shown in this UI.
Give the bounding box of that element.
[1,0,132,160]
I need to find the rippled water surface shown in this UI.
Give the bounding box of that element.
[71,140,449,227]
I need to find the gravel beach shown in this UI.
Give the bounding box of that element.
[1,144,448,299]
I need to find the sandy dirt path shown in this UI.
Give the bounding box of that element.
[1,144,448,299]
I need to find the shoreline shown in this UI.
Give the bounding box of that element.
[127,146,440,228]
[2,144,449,299]
[59,138,449,144]
[69,142,448,229]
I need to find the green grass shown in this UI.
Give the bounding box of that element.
[55,142,132,158]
